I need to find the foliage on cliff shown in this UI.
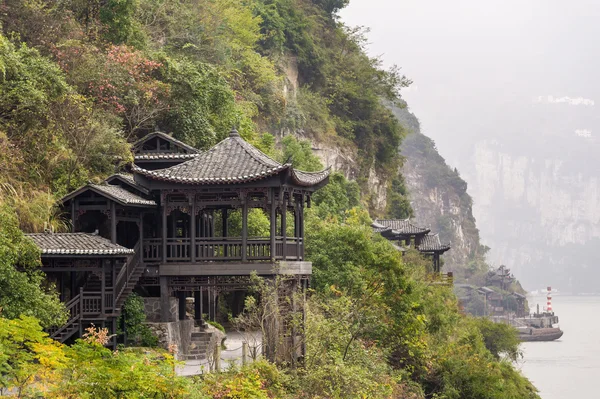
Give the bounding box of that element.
[393,104,490,281]
[0,0,407,232]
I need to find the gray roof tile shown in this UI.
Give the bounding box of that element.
[417,234,451,253]
[133,129,330,186]
[89,184,156,206]
[27,233,134,256]
[375,219,430,235]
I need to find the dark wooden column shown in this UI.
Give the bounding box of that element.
[71,201,76,233]
[222,208,228,257]
[282,198,287,261]
[242,200,248,262]
[298,198,304,260]
[190,198,196,262]
[295,199,300,260]
[101,261,106,314]
[178,291,186,320]
[162,203,167,263]
[270,190,276,261]
[110,202,117,244]
[194,290,202,322]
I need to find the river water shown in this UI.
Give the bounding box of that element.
[519,295,600,398]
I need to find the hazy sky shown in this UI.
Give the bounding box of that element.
[340,0,600,166]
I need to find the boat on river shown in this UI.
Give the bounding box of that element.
[518,326,563,342]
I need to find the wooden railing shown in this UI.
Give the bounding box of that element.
[48,292,82,339]
[142,237,304,263]
[114,242,141,307]
[143,238,161,261]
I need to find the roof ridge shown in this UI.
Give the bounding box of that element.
[134,131,199,153]
[232,136,283,169]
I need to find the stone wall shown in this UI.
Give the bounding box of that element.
[144,297,178,322]
[145,319,195,360]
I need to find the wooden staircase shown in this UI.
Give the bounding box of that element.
[48,242,144,343]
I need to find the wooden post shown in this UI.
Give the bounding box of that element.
[190,199,196,262]
[200,286,204,321]
[110,202,117,244]
[194,290,202,322]
[178,291,186,321]
[160,277,170,322]
[242,197,248,262]
[207,287,213,321]
[222,208,228,257]
[71,201,76,232]
[79,287,84,337]
[101,262,106,315]
[295,200,300,260]
[162,203,167,263]
[299,200,305,260]
[214,344,221,372]
[242,342,248,365]
[282,199,287,261]
[270,190,276,261]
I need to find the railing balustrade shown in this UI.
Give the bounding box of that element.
[81,292,103,315]
[143,238,162,261]
[143,237,304,263]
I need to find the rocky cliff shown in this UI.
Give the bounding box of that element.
[394,106,489,279]
[465,138,600,292]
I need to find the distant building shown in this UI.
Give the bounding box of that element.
[372,219,451,273]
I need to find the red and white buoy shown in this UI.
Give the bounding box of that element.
[546,286,552,313]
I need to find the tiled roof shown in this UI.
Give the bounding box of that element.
[291,168,332,186]
[135,153,199,160]
[375,219,430,235]
[89,184,156,206]
[417,234,451,253]
[372,225,392,234]
[27,233,134,256]
[61,183,156,207]
[133,129,330,186]
[133,131,199,154]
[104,173,149,194]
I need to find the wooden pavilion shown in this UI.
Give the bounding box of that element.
[372,219,451,274]
[29,129,330,351]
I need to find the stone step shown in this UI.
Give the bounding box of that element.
[187,350,207,355]
[183,354,207,361]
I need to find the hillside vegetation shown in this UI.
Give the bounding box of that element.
[0,1,538,398]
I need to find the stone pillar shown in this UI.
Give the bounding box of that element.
[160,277,170,322]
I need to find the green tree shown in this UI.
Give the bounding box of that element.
[0,204,66,328]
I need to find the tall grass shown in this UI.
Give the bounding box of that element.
[0,182,69,233]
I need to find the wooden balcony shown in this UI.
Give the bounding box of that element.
[142,237,304,264]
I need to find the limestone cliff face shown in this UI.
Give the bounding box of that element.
[394,106,488,276]
[465,139,600,292]
[310,142,387,212]
[280,55,390,213]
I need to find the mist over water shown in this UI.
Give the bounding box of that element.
[520,295,600,398]
[341,0,600,293]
